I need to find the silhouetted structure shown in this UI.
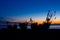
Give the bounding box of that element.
[0,10,57,32]
[42,10,52,30]
[31,22,39,30]
[13,24,17,30]
[40,10,56,31]
[41,22,51,31]
[19,23,28,30]
[6,21,13,30]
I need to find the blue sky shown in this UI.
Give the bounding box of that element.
[0,0,60,23]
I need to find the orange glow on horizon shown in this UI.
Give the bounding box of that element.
[8,18,60,24]
[35,19,60,24]
[51,20,60,24]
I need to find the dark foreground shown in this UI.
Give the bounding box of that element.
[0,28,60,40]
[0,23,59,40]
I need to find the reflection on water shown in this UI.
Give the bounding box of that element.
[50,25,60,29]
[27,26,31,29]
[0,26,7,29]
[17,25,20,29]
[0,25,60,29]
[17,26,31,29]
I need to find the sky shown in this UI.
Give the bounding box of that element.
[0,0,60,24]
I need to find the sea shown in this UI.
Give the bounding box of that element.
[0,21,60,29]
[0,24,60,29]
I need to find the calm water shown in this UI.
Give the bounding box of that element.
[50,24,60,29]
[0,26,7,29]
[0,25,60,29]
